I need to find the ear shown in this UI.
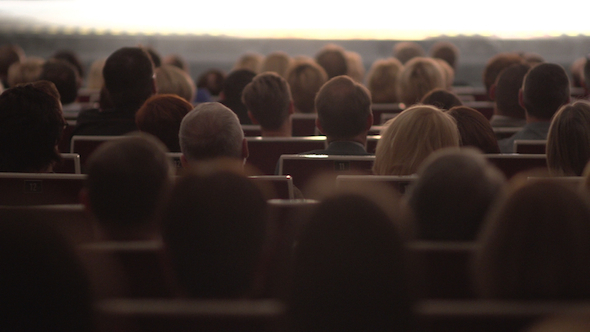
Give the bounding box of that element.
[365,113,374,131]
[288,100,295,115]
[518,88,525,109]
[241,138,249,161]
[79,188,91,215]
[489,83,497,101]
[315,117,326,135]
[180,154,189,168]
[247,111,259,125]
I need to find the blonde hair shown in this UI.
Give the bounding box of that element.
[155,64,196,103]
[233,53,264,73]
[345,51,365,82]
[373,105,460,175]
[397,57,446,106]
[261,51,292,78]
[86,58,106,89]
[286,59,328,113]
[366,58,402,103]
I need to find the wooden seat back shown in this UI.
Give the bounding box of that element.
[514,140,547,154]
[246,137,326,174]
[70,135,124,168]
[0,173,85,205]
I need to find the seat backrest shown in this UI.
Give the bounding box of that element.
[0,173,86,205]
[366,135,380,154]
[291,113,317,136]
[514,140,547,154]
[96,298,286,332]
[242,125,262,137]
[451,86,488,102]
[493,127,522,140]
[485,154,547,179]
[371,103,404,125]
[527,176,584,191]
[336,174,418,194]
[246,137,326,175]
[249,175,295,200]
[54,153,82,174]
[70,135,124,168]
[463,101,494,120]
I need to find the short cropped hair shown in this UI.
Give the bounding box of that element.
[315,75,372,139]
[102,47,154,109]
[85,133,173,227]
[398,57,446,106]
[287,60,328,113]
[482,53,523,96]
[52,49,85,79]
[430,41,460,69]
[233,53,264,73]
[393,41,425,64]
[494,63,530,119]
[242,72,292,130]
[373,105,460,175]
[136,94,193,152]
[447,106,500,154]
[221,69,256,103]
[315,44,348,79]
[421,88,463,110]
[39,59,79,105]
[179,102,244,161]
[261,51,293,78]
[345,51,365,82]
[155,64,196,102]
[547,101,590,176]
[366,58,402,103]
[0,81,65,172]
[522,63,570,120]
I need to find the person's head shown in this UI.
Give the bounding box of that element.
[407,148,505,241]
[345,51,365,82]
[583,57,590,92]
[196,69,226,96]
[398,57,446,106]
[86,58,106,90]
[52,49,84,80]
[155,64,196,103]
[521,63,570,120]
[430,41,459,69]
[136,94,193,152]
[571,56,586,88]
[233,52,264,73]
[179,102,247,163]
[102,47,155,110]
[547,101,590,176]
[143,46,162,68]
[83,133,173,239]
[163,54,189,72]
[493,63,530,119]
[474,181,590,300]
[242,72,293,132]
[447,106,500,153]
[161,171,267,298]
[286,60,328,113]
[0,81,65,172]
[393,41,425,64]
[420,88,463,110]
[220,69,256,102]
[315,75,372,141]
[7,57,45,88]
[315,44,348,79]
[522,52,545,66]
[39,59,80,105]
[290,193,413,332]
[483,53,524,98]
[0,44,25,87]
[373,105,460,175]
[365,58,403,104]
[261,51,292,78]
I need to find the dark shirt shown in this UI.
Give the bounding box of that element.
[497,121,551,153]
[72,107,138,137]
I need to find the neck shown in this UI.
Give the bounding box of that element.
[525,113,551,123]
[327,132,368,146]
[261,118,292,137]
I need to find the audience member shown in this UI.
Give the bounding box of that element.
[7,57,44,87]
[315,44,348,79]
[39,59,81,116]
[179,102,248,165]
[373,105,459,175]
[306,76,373,155]
[290,193,414,332]
[489,63,530,127]
[81,133,174,241]
[233,52,264,73]
[0,81,65,172]
[435,58,455,89]
[365,58,402,104]
[136,94,193,152]
[521,52,545,66]
[407,148,505,241]
[398,57,446,106]
[482,52,523,99]
[155,64,196,103]
[196,68,225,102]
[261,51,292,78]
[143,46,162,68]
[583,57,590,96]
[0,44,25,88]
[86,58,106,90]
[286,60,328,113]
[570,56,586,88]
[161,171,267,298]
[421,88,463,110]
[430,41,459,70]
[393,41,425,64]
[219,69,256,124]
[242,72,294,137]
[498,63,570,153]
[163,53,189,72]
[345,51,365,82]
[447,106,501,153]
[547,101,590,176]
[474,181,590,300]
[73,47,155,136]
[52,49,85,82]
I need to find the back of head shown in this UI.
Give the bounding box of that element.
[0,81,65,172]
[430,41,459,69]
[233,53,264,73]
[261,51,292,78]
[393,41,425,64]
[366,58,403,103]
[522,63,570,120]
[155,64,196,102]
[52,49,84,79]
[179,102,244,161]
[85,133,173,230]
[483,53,523,96]
[102,47,154,110]
[315,75,372,140]
[87,58,106,90]
[39,59,79,105]
[196,69,226,96]
[583,57,590,91]
[408,148,505,241]
[494,63,530,119]
[0,44,24,87]
[398,57,446,106]
[345,51,365,82]
[315,44,348,79]
[162,171,267,298]
[287,60,328,113]
[163,54,189,73]
[136,94,193,152]
[7,57,45,88]
[221,69,256,102]
[242,72,292,130]
[447,106,500,153]
[475,181,590,300]
[421,88,463,110]
[373,105,460,175]
[290,193,413,332]
[547,101,590,176]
